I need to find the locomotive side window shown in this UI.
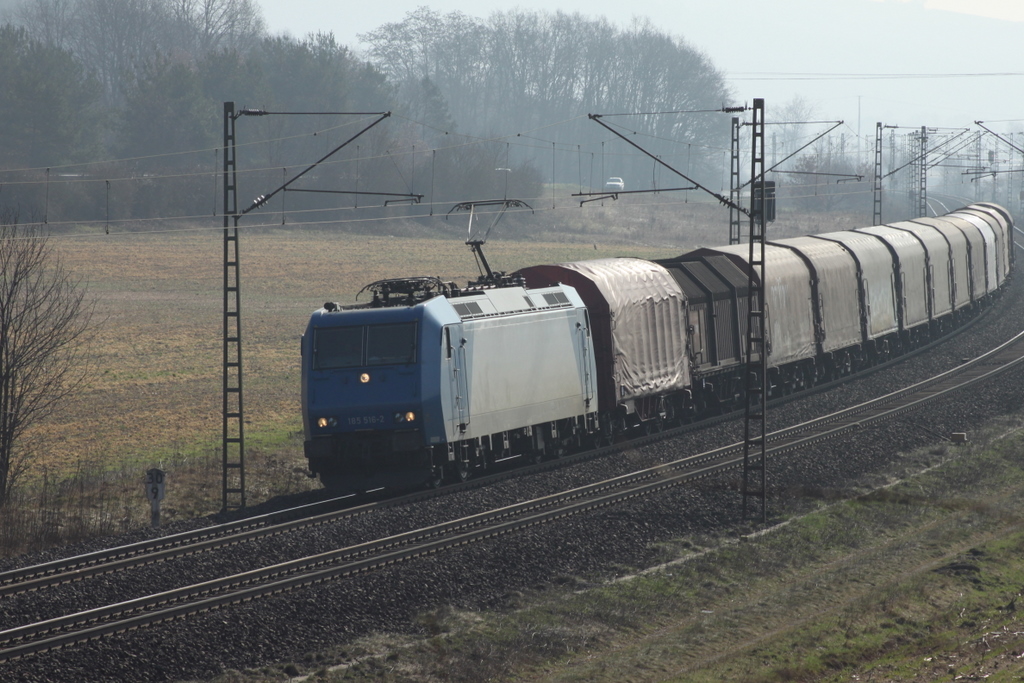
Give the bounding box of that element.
[367,323,418,365]
[314,327,363,369]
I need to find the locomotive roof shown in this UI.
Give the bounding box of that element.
[445,284,581,321]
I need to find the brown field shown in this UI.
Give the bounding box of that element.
[32,219,689,518]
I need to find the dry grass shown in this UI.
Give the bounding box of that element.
[222,417,1024,683]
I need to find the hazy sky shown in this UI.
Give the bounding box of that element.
[255,0,1024,136]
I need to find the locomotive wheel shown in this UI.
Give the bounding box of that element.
[318,471,345,490]
[425,464,444,489]
[450,456,471,483]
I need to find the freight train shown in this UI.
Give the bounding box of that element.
[301,203,1014,492]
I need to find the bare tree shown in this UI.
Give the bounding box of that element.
[11,0,77,49]
[0,209,94,507]
[776,95,818,162]
[166,0,265,55]
[12,0,266,103]
[70,0,171,102]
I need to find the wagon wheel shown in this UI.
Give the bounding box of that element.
[643,417,664,436]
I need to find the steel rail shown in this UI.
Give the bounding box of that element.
[3,327,1023,662]
[0,452,760,662]
[0,302,1008,599]
[0,492,369,595]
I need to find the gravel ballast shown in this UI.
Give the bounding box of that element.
[3,270,1024,682]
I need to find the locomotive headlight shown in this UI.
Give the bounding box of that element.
[317,417,337,428]
[405,411,416,422]
[360,372,371,384]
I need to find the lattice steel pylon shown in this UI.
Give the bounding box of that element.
[917,125,928,218]
[741,98,768,524]
[221,102,245,512]
[215,104,392,512]
[873,122,883,225]
[729,116,742,245]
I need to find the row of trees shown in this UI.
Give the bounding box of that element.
[12,0,265,103]
[363,9,731,189]
[365,9,727,129]
[1,14,393,167]
[1,3,733,226]
[0,22,401,221]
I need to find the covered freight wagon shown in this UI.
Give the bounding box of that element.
[655,253,752,377]
[517,258,689,418]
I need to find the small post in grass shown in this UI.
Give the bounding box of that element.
[145,468,166,528]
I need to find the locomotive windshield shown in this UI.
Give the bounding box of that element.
[366,323,418,365]
[313,322,418,369]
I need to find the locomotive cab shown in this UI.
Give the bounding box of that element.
[301,297,456,492]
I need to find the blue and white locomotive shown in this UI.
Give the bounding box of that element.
[301,277,598,491]
[302,203,1015,493]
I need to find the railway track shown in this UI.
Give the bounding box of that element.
[0,302,988,602]
[2,324,1023,663]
